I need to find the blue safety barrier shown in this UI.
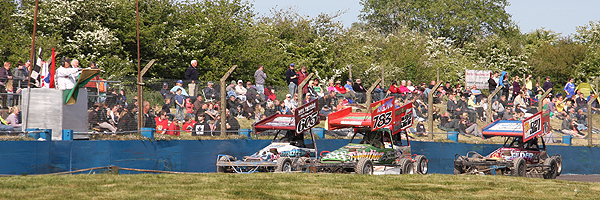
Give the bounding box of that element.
[0,140,598,175]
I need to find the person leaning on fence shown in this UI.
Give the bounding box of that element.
[170,80,189,97]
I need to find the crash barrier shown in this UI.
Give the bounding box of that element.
[446,131,459,142]
[1,140,600,175]
[563,135,572,146]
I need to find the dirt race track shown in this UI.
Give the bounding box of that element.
[557,174,600,182]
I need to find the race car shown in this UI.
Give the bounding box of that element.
[216,114,316,173]
[453,111,562,179]
[301,98,428,175]
[217,100,322,173]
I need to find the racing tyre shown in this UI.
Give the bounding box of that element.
[454,156,465,175]
[414,155,428,174]
[217,156,229,173]
[398,158,414,174]
[355,158,373,175]
[275,157,293,173]
[543,157,559,179]
[551,155,562,176]
[512,157,526,177]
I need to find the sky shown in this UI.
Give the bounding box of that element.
[252,0,600,36]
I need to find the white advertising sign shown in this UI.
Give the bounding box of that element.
[465,69,492,89]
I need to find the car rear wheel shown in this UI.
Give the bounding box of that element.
[355,158,373,174]
[551,155,562,176]
[398,158,414,174]
[275,157,292,172]
[217,156,229,173]
[454,156,465,175]
[414,155,428,174]
[512,157,526,177]
[543,157,559,179]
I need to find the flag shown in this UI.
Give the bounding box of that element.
[40,48,55,88]
[30,48,43,87]
[49,48,56,88]
[63,69,100,105]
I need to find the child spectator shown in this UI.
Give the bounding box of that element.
[182,115,196,134]
[174,88,185,121]
[185,98,194,119]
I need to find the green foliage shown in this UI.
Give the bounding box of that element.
[529,38,587,92]
[359,0,516,46]
[575,20,600,82]
[3,0,600,92]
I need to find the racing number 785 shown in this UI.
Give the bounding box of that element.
[373,111,392,129]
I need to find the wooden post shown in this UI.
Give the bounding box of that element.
[220,65,238,133]
[136,0,143,130]
[297,73,314,106]
[348,65,352,81]
[486,85,503,124]
[587,98,596,146]
[538,88,553,112]
[428,82,442,140]
[365,79,382,112]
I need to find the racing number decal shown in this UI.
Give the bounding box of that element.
[372,111,393,129]
[296,112,319,134]
[529,118,541,135]
[400,112,412,129]
[524,114,542,140]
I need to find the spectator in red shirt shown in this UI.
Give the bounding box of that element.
[334,80,346,94]
[264,85,277,101]
[155,111,180,136]
[297,66,309,94]
[387,81,399,94]
[182,115,196,134]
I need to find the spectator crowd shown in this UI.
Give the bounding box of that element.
[4,58,598,140]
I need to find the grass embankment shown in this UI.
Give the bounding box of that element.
[0,173,598,199]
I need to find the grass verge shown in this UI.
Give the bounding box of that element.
[0,173,598,199]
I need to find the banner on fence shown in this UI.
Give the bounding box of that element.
[465,69,492,89]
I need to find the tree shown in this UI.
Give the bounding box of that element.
[359,0,516,46]
[0,1,18,62]
[529,38,587,92]
[574,20,600,82]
